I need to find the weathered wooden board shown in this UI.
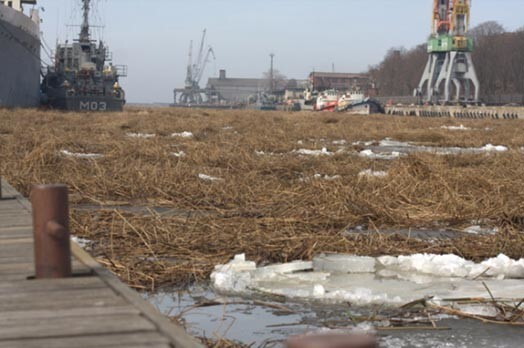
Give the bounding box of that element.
[0,305,140,322]
[0,276,106,294]
[0,332,171,348]
[0,313,157,340]
[0,179,202,348]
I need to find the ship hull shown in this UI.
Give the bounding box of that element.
[47,95,124,112]
[0,5,40,108]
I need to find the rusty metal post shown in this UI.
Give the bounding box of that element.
[287,333,378,348]
[31,184,72,278]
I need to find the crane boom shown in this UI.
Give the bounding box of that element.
[196,47,215,84]
[193,29,207,82]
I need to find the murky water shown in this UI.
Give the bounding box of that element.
[145,287,524,347]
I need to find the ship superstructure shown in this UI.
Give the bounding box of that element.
[0,0,40,108]
[41,0,126,111]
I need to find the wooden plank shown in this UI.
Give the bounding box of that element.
[0,208,29,213]
[0,237,32,245]
[0,205,29,212]
[0,313,157,341]
[0,180,201,348]
[0,220,32,228]
[0,305,140,322]
[0,262,34,273]
[0,287,117,302]
[0,199,24,208]
[0,258,88,271]
[0,277,105,294]
[72,243,204,348]
[0,243,33,257]
[0,226,32,232]
[0,342,172,348]
[0,332,171,348]
[0,256,32,264]
[0,293,129,312]
[0,228,32,239]
[0,181,31,212]
[0,289,127,312]
[0,270,94,281]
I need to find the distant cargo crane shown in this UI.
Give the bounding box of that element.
[415,0,480,104]
[174,29,216,104]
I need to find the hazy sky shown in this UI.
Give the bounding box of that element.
[37,0,524,103]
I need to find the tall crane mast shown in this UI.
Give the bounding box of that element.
[415,0,479,104]
[176,29,216,105]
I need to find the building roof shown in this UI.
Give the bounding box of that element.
[310,72,369,79]
[207,78,266,89]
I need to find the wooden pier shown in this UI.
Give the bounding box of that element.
[0,179,203,348]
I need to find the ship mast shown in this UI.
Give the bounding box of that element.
[79,0,91,43]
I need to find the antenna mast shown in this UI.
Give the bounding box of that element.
[79,0,91,42]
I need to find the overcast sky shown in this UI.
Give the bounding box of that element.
[37,0,524,103]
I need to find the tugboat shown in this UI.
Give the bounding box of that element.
[41,0,126,111]
[315,89,339,112]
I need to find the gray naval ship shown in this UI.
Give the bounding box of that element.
[41,0,126,112]
[0,0,41,108]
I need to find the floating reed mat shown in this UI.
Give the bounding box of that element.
[71,210,524,290]
[2,108,524,288]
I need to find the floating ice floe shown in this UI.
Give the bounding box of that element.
[440,124,471,131]
[463,225,498,235]
[313,174,341,181]
[300,174,341,182]
[254,150,276,156]
[480,144,508,152]
[71,236,92,249]
[126,132,156,138]
[211,253,524,306]
[358,169,388,178]
[352,140,375,146]
[332,140,347,145]
[171,151,186,158]
[293,147,333,156]
[359,149,402,160]
[60,150,103,159]
[198,173,223,182]
[171,131,194,138]
[361,138,509,156]
[378,139,411,147]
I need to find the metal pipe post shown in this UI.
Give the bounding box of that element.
[31,184,72,278]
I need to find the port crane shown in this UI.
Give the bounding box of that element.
[415,0,480,104]
[175,29,216,105]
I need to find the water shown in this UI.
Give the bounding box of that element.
[362,139,508,156]
[145,287,524,347]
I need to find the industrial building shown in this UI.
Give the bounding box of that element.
[206,70,308,104]
[309,72,376,96]
[206,70,267,103]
